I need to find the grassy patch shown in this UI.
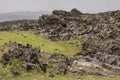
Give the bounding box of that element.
[0,31,81,55]
[0,72,80,80]
[1,72,120,80]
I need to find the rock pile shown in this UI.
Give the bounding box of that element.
[21,9,120,41]
[1,9,120,41]
[73,36,120,76]
[0,41,120,77]
[0,42,72,76]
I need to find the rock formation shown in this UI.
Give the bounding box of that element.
[0,41,119,77]
[0,8,120,77]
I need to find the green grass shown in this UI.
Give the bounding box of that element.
[1,71,120,80]
[0,31,81,55]
[0,72,81,80]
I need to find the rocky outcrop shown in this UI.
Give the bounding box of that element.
[0,9,120,41]
[0,42,120,77]
[0,42,72,76]
[0,9,120,77]
[24,9,120,41]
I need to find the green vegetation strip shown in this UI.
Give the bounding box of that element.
[1,70,120,80]
[0,31,81,55]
